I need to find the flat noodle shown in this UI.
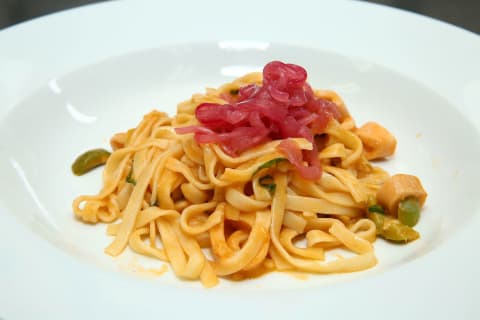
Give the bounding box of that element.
[72,70,405,287]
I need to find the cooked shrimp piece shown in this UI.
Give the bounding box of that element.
[356,122,397,160]
[376,174,427,216]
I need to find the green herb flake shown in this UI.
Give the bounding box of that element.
[368,204,385,214]
[252,157,287,177]
[259,175,276,194]
[126,169,137,186]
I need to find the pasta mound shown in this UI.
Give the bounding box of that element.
[73,62,421,287]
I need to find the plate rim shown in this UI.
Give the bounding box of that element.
[0,1,479,319]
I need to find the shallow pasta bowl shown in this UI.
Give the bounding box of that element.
[0,0,479,319]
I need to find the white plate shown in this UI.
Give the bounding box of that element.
[1,1,479,319]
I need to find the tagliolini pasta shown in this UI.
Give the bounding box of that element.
[72,61,426,287]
